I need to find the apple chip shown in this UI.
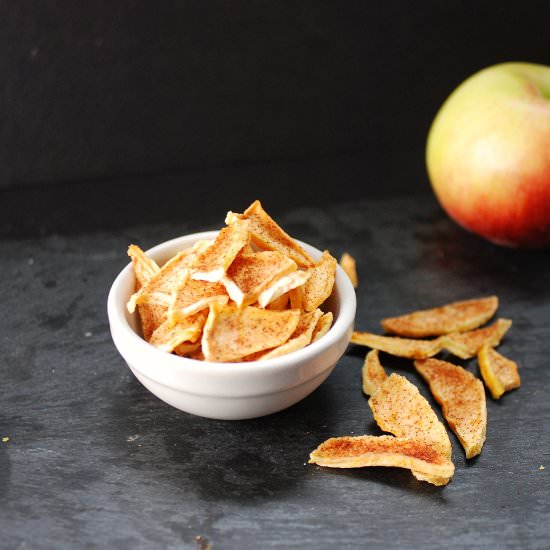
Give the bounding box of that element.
[226,200,314,268]
[442,318,512,359]
[173,341,202,358]
[202,303,300,362]
[127,245,160,289]
[191,220,250,282]
[362,350,387,396]
[302,251,337,312]
[255,309,322,360]
[266,292,290,311]
[415,358,487,459]
[478,344,521,399]
[339,252,358,288]
[369,373,452,461]
[168,271,228,324]
[257,270,311,308]
[309,435,454,486]
[149,311,207,353]
[311,312,333,343]
[288,287,303,310]
[222,250,297,307]
[351,331,444,359]
[381,296,498,338]
[127,244,208,314]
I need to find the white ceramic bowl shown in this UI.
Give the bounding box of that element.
[107,231,356,420]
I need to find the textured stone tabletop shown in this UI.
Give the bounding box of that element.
[1,192,549,549]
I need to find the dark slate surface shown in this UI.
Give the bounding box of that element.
[1,192,549,549]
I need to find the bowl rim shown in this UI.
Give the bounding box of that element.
[107,230,356,375]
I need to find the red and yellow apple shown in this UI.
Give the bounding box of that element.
[426,62,550,248]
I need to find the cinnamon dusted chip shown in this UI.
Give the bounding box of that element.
[308,435,454,486]
[127,244,160,289]
[254,309,322,360]
[302,251,337,312]
[202,304,300,362]
[288,287,303,310]
[351,331,444,359]
[149,311,207,353]
[226,200,314,268]
[415,358,487,459]
[127,242,210,314]
[311,312,333,343]
[138,303,168,342]
[266,292,290,311]
[191,220,250,282]
[168,271,228,324]
[257,270,311,308]
[173,341,202,358]
[478,344,521,399]
[381,296,499,338]
[369,373,452,461]
[222,250,297,307]
[369,373,454,485]
[339,252,358,288]
[442,318,512,359]
[362,350,387,396]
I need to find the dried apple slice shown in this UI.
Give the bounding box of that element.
[442,318,512,359]
[302,251,337,312]
[311,312,333,343]
[254,309,322,360]
[351,331,444,359]
[191,220,250,282]
[222,250,297,307]
[226,200,314,268]
[339,252,358,288]
[369,373,452,461]
[202,303,300,362]
[127,242,210,314]
[149,311,207,352]
[168,270,228,324]
[381,296,498,337]
[266,292,290,311]
[414,358,487,459]
[309,435,454,486]
[257,270,311,308]
[173,341,202,358]
[362,350,387,396]
[478,344,521,399]
[127,244,160,289]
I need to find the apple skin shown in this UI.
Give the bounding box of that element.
[426,62,550,248]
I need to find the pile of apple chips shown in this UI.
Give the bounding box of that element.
[310,295,521,486]
[126,200,337,362]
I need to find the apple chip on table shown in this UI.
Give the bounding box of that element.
[125,200,337,362]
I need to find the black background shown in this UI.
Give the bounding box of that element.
[1,2,549,196]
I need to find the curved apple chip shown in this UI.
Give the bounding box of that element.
[168,271,228,325]
[362,350,387,397]
[442,318,512,359]
[222,250,297,307]
[478,344,521,399]
[226,200,314,268]
[173,341,202,358]
[202,303,300,362]
[257,270,310,308]
[127,244,160,289]
[311,311,333,343]
[253,309,322,360]
[415,358,487,459]
[351,331,444,359]
[381,296,498,338]
[302,251,337,312]
[191,220,250,283]
[369,373,452,461]
[149,311,207,353]
[309,435,454,486]
[339,252,358,289]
